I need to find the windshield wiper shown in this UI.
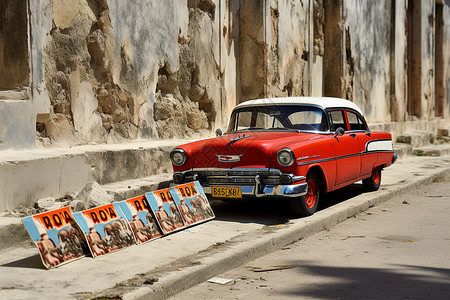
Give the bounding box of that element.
[267,127,294,131]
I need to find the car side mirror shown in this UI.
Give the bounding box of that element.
[334,127,345,138]
[215,128,223,137]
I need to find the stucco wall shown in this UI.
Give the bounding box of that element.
[420,0,435,120]
[442,0,450,118]
[266,0,310,97]
[0,0,449,151]
[344,0,392,122]
[392,0,408,122]
[37,0,233,145]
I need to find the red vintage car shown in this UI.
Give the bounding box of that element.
[170,97,397,216]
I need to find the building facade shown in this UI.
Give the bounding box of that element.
[1,0,449,150]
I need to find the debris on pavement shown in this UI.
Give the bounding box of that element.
[341,235,366,240]
[250,265,294,272]
[207,277,234,285]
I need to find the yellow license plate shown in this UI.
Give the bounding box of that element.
[212,187,242,198]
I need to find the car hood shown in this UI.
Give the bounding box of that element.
[193,131,317,169]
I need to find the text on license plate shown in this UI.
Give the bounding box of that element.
[211,187,242,198]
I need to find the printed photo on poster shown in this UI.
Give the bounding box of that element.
[145,188,185,235]
[72,203,135,258]
[170,181,215,226]
[118,195,162,244]
[22,206,88,269]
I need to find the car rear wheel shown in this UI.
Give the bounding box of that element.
[362,166,382,191]
[289,173,320,217]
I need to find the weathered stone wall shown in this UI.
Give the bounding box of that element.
[444,1,450,118]
[391,0,408,122]
[42,0,225,145]
[419,0,435,120]
[239,0,265,102]
[0,0,450,151]
[33,0,238,147]
[266,0,310,97]
[343,0,393,123]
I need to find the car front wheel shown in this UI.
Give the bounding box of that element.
[289,173,320,217]
[362,166,382,191]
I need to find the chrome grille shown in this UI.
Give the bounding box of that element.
[185,169,282,186]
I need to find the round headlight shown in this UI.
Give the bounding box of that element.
[277,149,294,167]
[171,149,187,166]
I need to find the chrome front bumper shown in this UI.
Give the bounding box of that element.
[174,168,308,198]
[202,181,308,198]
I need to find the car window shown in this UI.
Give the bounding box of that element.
[347,111,368,131]
[288,111,322,125]
[228,105,328,132]
[329,110,347,131]
[236,111,276,130]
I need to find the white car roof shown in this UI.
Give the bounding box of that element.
[234,97,364,116]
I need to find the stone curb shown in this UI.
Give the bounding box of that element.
[117,164,450,300]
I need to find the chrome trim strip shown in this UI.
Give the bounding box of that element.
[297,150,395,166]
[292,175,306,182]
[187,167,277,172]
[297,155,321,161]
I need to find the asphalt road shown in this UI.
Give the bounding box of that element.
[1,156,449,300]
[171,180,450,300]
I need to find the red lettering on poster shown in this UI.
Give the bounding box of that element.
[83,204,118,224]
[175,182,199,198]
[126,195,150,212]
[154,189,174,203]
[34,207,74,230]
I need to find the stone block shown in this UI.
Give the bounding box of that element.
[437,128,449,137]
[36,197,56,210]
[76,181,113,209]
[70,199,86,212]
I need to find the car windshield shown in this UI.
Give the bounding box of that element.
[227,105,329,133]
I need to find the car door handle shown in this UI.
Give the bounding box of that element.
[365,132,371,137]
[350,134,356,138]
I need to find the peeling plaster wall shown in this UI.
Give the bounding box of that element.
[107,1,188,139]
[267,0,309,97]
[216,0,240,127]
[311,0,324,97]
[239,0,265,102]
[344,0,392,123]
[391,0,407,122]
[39,0,231,145]
[1,0,450,151]
[420,0,435,120]
[444,1,450,118]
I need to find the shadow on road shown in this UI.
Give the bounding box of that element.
[319,182,365,210]
[284,260,450,299]
[211,183,365,225]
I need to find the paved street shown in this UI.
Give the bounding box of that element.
[172,181,450,300]
[0,156,449,299]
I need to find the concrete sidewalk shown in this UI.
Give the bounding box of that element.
[0,154,449,300]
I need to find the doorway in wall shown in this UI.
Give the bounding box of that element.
[0,0,29,92]
[323,0,343,98]
[406,0,422,118]
[435,2,445,117]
